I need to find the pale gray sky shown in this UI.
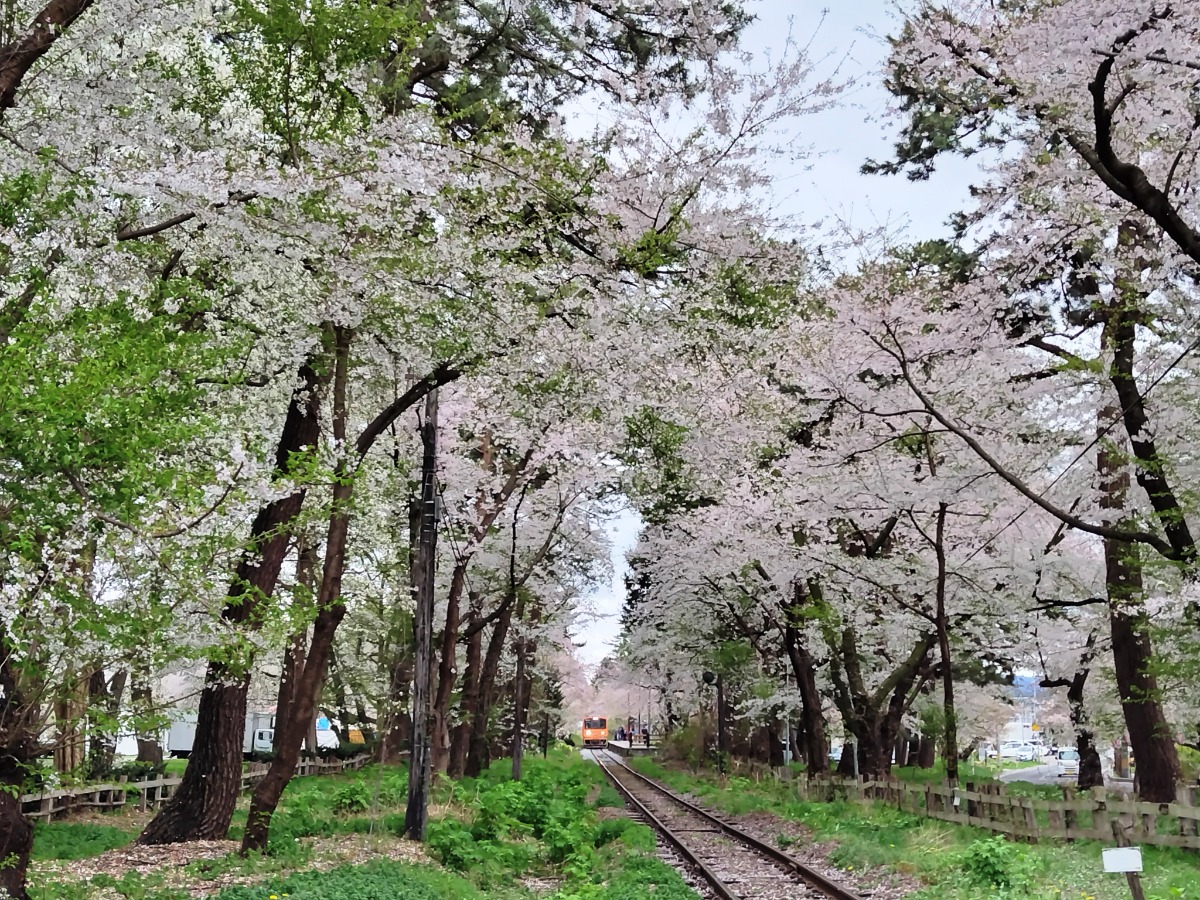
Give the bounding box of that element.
[573,0,984,669]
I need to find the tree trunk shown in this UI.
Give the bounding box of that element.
[55,667,88,776]
[1097,398,1180,803]
[275,541,315,754]
[511,633,529,781]
[449,597,483,778]
[242,326,354,855]
[1043,633,1104,790]
[933,502,958,785]
[87,668,128,780]
[826,624,934,779]
[767,719,784,767]
[0,758,33,900]
[894,729,910,768]
[784,588,828,774]
[132,675,163,766]
[917,735,935,768]
[466,597,514,777]
[0,617,38,900]
[138,356,326,846]
[329,647,355,744]
[431,560,468,774]
[382,645,413,763]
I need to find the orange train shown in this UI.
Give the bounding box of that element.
[581,716,608,747]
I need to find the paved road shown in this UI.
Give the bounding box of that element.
[998,762,1069,786]
[999,760,1132,789]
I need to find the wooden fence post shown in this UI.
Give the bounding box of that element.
[1179,784,1199,841]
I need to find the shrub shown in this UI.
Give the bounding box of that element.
[111,760,167,782]
[333,780,372,813]
[960,835,1037,889]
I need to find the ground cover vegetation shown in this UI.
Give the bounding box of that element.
[27,753,699,900]
[5,0,1200,896]
[629,759,1200,900]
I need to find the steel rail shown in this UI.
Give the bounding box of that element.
[595,751,739,899]
[597,750,864,900]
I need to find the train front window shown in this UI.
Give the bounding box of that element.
[584,718,606,730]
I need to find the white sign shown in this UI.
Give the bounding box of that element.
[1102,847,1143,873]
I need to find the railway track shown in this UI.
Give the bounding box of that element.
[593,750,864,900]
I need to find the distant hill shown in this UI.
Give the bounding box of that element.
[1011,674,1039,698]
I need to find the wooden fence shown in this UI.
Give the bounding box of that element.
[738,765,1200,850]
[20,754,370,822]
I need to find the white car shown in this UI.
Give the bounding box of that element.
[1056,747,1080,777]
[992,741,1037,762]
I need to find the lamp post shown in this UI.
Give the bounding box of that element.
[702,671,726,775]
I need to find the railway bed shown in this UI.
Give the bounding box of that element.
[592,750,865,900]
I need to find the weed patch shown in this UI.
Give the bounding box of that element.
[31,821,137,861]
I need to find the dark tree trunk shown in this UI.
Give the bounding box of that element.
[826,623,934,779]
[0,618,37,900]
[784,589,828,774]
[242,326,354,855]
[1042,633,1104,791]
[933,503,958,785]
[1109,604,1178,801]
[329,647,355,744]
[431,561,468,774]
[466,597,514,777]
[136,737,163,766]
[274,630,306,754]
[434,449,529,775]
[449,597,483,778]
[836,741,855,775]
[1097,396,1180,804]
[0,759,33,900]
[917,735,936,769]
[275,542,315,754]
[511,634,529,781]
[382,648,413,763]
[894,730,910,768]
[87,668,127,781]
[139,683,252,844]
[139,356,326,846]
[767,720,785,767]
[132,676,163,766]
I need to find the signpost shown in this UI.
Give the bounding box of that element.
[1108,820,1147,900]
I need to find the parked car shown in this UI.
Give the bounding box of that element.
[992,741,1037,761]
[1056,747,1081,778]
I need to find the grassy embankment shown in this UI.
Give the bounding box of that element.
[629,756,1200,900]
[28,747,702,900]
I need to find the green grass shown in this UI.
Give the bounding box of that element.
[210,859,489,900]
[628,758,1200,900]
[31,821,138,861]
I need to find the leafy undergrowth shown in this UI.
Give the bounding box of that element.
[210,859,484,900]
[629,758,1200,900]
[30,750,698,900]
[31,821,140,861]
[427,749,699,899]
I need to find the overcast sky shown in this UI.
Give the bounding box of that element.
[571,0,986,670]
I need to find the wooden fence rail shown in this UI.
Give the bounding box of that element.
[737,764,1200,851]
[20,754,371,822]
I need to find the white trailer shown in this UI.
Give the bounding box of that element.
[167,710,276,759]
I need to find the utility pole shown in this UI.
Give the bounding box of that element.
[405,388,439,841]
